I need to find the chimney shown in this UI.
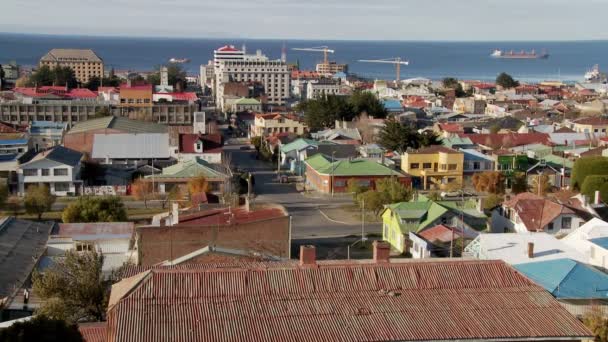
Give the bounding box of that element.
[373,241,391,263]
[595,191,602,205]
[527,242,534,258]
[171,202,179,225]
[299,245,317,267]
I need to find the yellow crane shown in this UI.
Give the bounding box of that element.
[358,57,410,81]
[292,46,335,65]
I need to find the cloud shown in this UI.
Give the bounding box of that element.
[1,0,607,40]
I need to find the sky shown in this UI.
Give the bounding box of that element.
[2,0,608,41]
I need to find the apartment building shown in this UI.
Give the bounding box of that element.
[316,61,348,75]
[306,79,342,99]
[39,49,103,84]
[216,60,290,107]
[401,146,464,190]
[0,100,115,124]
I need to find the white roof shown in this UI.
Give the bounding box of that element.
[92,133,170,159]
[549,132,591,145]
[562,218,608,260]
[467,233,585,265]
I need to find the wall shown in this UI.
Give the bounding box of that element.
[63,128,124,155]
[18,159,80,196]
[136,215,290,266]
[305,164,410,194]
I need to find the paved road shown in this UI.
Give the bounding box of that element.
[225,145,381,239]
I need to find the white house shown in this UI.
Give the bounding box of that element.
[563,218,608,268]
[491,192,587,235]
[18,145,83,196]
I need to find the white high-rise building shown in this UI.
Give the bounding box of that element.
[213,45,245,70]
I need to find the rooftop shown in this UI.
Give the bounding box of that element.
[146,158,227,180]
[40,49,102,63]
[68,116,167,135]
[92,133,170,159]
[503,192,575,232]
[106,259,591,342]
[305,154,405,177]
[406,145,462,155]
[54,222,134,240]
[23,145,83,167]
[177,206,286,226]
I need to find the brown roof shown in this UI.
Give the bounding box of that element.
[106,259,591,342]
[503,192,575,232]
[78,322,107,342]
[554,126,575,133]
[574,117,608,125]
[408,145,461,154]
[462,133,552,149]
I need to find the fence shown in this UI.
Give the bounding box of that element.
[84,185,129,196]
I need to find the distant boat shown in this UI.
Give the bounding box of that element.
[584,64,607,83]
[169,58,190,63]
[491,49,549,59]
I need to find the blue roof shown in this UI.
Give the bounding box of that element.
[515,258,608,299]
[0,139,28,145]
[0,154,18,162]
[461,149,494,162]
[590,237,608,250]
[333,72,347,78]
[382,99,403,111]
[30,121,67,134]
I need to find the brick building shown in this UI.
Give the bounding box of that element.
[304,154,410,194]
[136,206,289,266]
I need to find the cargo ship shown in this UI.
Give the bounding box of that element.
[168,57,190,63]
[491,49,549,59]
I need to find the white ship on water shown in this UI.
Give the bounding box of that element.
[584,64,606,83]
[169,57,190,64]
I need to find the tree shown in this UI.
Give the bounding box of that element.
[484,194,504,210]
[85,76,101,91]
[349,90,387,118]
[496,72,520,89]
[53,66,78,88]
[131,178,154,208]
[442,77,466,97]
[375,177,413,203]
[147,64,187,87]
[0,316,83,342]
[24,185,55,220]
[531,173,552,196]
[28,65,55,86]
[357,190,389,215]
[61,196,127,223]
[419,130,442,147]
[378,118,420,152]
[511,171,528,194]
[583,307,608,342]
[347,178,368,197]
[299,94,353,130]
[187,176,209,202]
[581,175,608,202]
[572,157,608,190]
[94,106,112,117]
[6,196,21,217]
[472,171,506,194]
[160,186,185,209]
[33,250,107,323]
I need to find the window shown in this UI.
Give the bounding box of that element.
[547,222,554,231]
[562,217,572,229]
[473,162,480,170]
[54,168,68,176]
[422,163,432,169]
[76,242,93,252]
[334,180,346,187]
[54,183,70,192]
[410,163,419,169]
[358,180,371,187]
[448,164,457,171]
[41,169,50,176]
[23,169,38,176]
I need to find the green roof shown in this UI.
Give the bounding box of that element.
[147,158,227,180]
[542,154,574,169]
[280,139,320,154]
[305,154,404,177]
[235,97,261,105]
[68,116,168,134]
[442,136,473,148]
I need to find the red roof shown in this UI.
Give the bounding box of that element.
[417,224,476,243]
[78,322,107,342]
[106,259,591,341]
[437,123,464,133]
[291,70,321,79]
[178,133,223,153]
[216,45,240,52]
[503,192,575,232]
[14,87,98,99]
[177,207,286,225]
[574,117,608,125]
[119,83,153,91]
[155,92,198,101]
[98,86,119,93]
[461,133,552,148]
[474,82,496,89]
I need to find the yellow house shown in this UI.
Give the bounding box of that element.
[401,146,464,190]
[569,117,608,135]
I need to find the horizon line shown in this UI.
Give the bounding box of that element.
[1,31,608,44]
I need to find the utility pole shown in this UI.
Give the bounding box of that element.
[361,198,367,242]
[331,151,336,197]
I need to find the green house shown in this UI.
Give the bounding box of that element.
[381,197,487,254]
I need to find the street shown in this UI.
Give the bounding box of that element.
[224,145,382,239]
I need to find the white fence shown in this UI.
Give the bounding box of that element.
[84,186,128,196]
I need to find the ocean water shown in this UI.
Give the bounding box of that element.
[1,33,607,83]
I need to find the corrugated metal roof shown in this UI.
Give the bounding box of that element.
[78,322,107,342]
[68,117,167,135]
[106,259,591,342]
[92,133,170,159]
[55,222,134,237]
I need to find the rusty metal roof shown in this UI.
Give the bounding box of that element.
[106,259,591,342]
[78,322,107,342]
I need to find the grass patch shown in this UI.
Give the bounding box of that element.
[338,204,382,222]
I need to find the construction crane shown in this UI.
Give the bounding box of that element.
[292,46,335,65]
[358,57,410,81]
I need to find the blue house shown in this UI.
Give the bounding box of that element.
[382,99,404,113]
[515,258,608,316]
